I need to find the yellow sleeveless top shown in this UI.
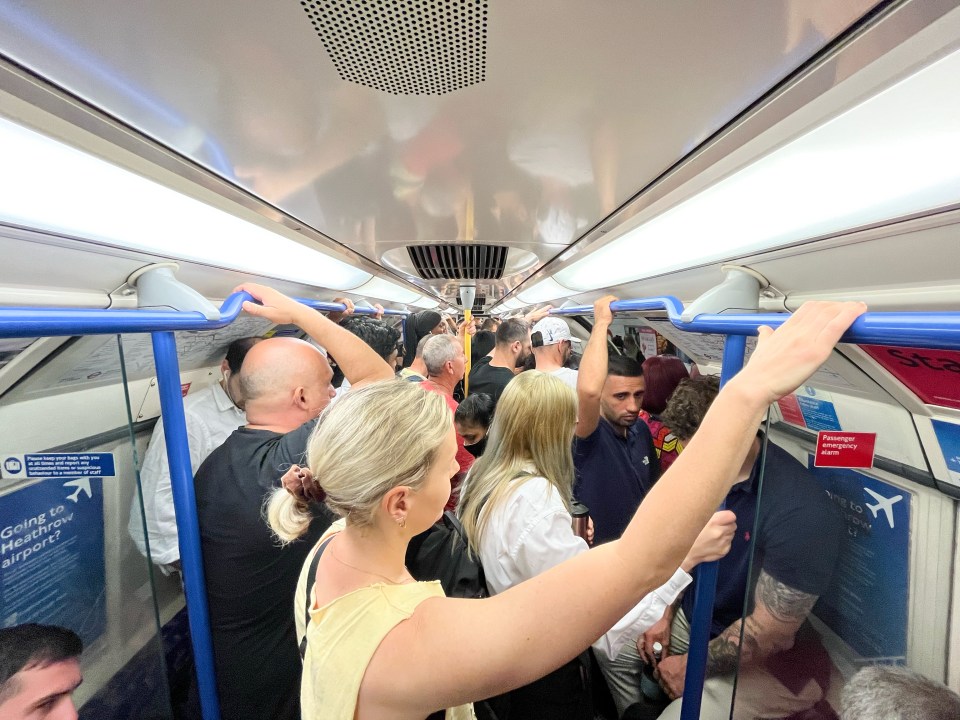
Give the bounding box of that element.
[297,534,475,720]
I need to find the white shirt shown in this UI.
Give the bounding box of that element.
[332,376,351,403]
[479,475,690,660]
[549,367,579,390]
[128,382,246,566]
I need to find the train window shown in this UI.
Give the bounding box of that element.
[719,432,950,719]
[0,334,179,719]
[0,337,37,370]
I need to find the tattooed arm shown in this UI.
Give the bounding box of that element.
[655,569,817,699]
[705,569,817,676]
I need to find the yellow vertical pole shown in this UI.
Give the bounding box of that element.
[463,188,475,396]
[464,308,472,396]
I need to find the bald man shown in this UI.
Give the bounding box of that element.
[193,284,394,720]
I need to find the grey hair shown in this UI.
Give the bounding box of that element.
[423,335,460,376]
[840,666,960,720]
[415,333,433,358]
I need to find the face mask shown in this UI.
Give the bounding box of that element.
[465,436,487,458]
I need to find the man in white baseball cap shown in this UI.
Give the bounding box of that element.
[531,316,582,389]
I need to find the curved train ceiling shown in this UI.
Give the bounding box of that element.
[0,0,957,311]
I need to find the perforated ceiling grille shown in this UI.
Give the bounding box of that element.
[408,244,506,280]
[301,0,489,95]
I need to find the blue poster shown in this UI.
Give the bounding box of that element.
[810,463,909,660]
[0,473,106,645]
[796,387,842,432]
[931,419,960,484]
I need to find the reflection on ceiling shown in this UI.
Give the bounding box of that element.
[0,0,879,305]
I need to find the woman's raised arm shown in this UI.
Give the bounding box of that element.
[362,301,866,718]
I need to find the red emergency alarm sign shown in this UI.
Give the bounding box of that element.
[814,431,876,468]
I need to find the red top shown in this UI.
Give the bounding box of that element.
[420,381,474,511]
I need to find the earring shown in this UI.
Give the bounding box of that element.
[396,516,406,529]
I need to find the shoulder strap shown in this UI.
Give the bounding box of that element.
[299,535,335,661]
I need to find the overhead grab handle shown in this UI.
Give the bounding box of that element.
[459,285,477,312]
[679,264,768,323]
[129,263,222,321]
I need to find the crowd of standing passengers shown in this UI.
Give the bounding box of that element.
[115,286,957,720]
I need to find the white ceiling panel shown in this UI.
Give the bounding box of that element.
[0,0,876,302]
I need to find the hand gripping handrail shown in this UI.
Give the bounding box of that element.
[0,291,406,720]
[550,296,960,350]
[293,297,410,317]
[0,292,408,338]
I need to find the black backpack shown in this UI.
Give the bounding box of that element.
[405,510,488,599]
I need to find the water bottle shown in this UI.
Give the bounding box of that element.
[640,641,667,702]
[570,501,590,542]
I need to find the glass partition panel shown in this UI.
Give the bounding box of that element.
[724,430,930,720]
[0,334,176,720]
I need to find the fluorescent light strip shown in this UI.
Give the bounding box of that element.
[0,115,373,290]
[496,297,527,311]
[516,277,576,304]
[409,295,441,309]
[553,47,960,293]
[351,277,422,304]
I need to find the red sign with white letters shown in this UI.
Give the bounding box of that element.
[814,431,876,468]
[180,382,192,397]
[862,344,960,410]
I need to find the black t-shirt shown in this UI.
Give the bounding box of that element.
[468,356,516,404]
[195,419,333,720]
[681,439,843,637]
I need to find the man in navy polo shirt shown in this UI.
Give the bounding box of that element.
[573,296,661,710]
[573,295,659,547]
[638,377,844,720]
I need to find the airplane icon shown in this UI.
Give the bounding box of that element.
[863,487,903,529]
[63,478,92,503]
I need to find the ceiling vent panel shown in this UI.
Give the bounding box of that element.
[301,0,489,96]
[408,244,507,280]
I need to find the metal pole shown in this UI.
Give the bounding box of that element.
[464,308,472,395]
[150,331,221,720]
[679,333,747,720]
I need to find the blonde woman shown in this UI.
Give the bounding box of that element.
[457,370,735,719]
[250,284,864,720]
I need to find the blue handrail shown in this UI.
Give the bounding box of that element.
[293,297,409,317]
[680,334,747,720]
[152,332,221,720]
[551,297,960,350]
[0,292,408,338]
